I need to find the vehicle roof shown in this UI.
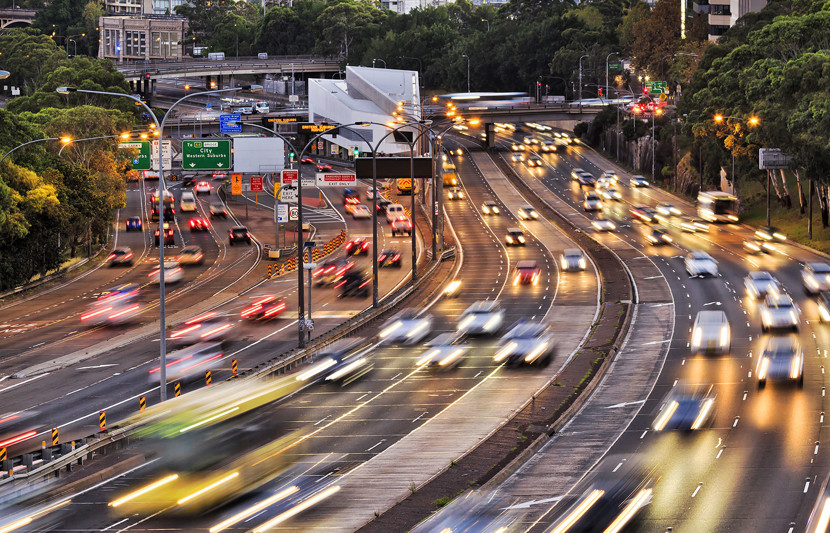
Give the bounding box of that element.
[521,204,535,209]
[231,226,248,231]
[807,262,830,272]
[765,293,794,306]
[318,337,366,357]
[695,310,727,324]
[464,300,501,314]
[763,336,799,355]
[507,227,524,233]
[516,260,538,269]
[564,248,582,256]
[484,200,498,205]
[426,332,465,346]
[181,245,202,253]
[113,247,132,253]
[505,321,548,339]
[749,271,774,280]
[689,251,713,259]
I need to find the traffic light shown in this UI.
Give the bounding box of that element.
[598,88,603,98]
[642,86,649,95]
[288,149,296,162]
[353,146,359,157]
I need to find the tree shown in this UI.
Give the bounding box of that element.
[618,1,651,54]
[313,0,383,60]
[0,29,66,95]
[630,0,682,77]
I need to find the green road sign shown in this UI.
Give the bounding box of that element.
[182,140,231,170]
[645,81,668,95]
[119,141,151,170]
[609,62,622,71]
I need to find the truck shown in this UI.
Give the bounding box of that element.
[254,101,270,114]
[396,178,413,195]
[442,162,457,186]
[207,52,225,61]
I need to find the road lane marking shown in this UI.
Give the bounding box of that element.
[0,373,50,394]
[366,440,386,452]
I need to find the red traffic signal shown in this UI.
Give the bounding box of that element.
[642,86,648,94]
[598,88,603,97]
[145,73,151,79]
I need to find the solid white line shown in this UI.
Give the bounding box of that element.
[366,440,385,452]
[691,485,701,498]
[0,373,49,395]
[102,519,130,531]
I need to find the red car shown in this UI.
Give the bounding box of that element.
[301,157,315,164]
[240,295,286,320]
[189,217,209,231]
[316,163,333,172]
[513,260,541,286]
[346,236,370,256]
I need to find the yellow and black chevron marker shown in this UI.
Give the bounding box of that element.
[98,410,106,432]
[51,428,59,446]
[139,395,146,412]
[174,381,181,397]
[267,264,273,278]
[205,369,212,386]
[0,447,6,462]
[232,358,238,377]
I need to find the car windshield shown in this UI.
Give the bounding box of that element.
[769,300,793,309]
[752,272,773,280]
[812,264,830,273]
[232,229,247,235]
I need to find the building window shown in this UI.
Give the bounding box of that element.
[710,24,730,35]
[151,31,180,58]
[124,30,146,57]
[710,4,731,15]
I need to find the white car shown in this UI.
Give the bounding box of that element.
[148,262,183,284]
[482,201,500,215]
[385,203,406,222]
[690,310,730,355]
[601,170,619,183]
[448,187,465,200]
[802,262,830,294]
[195,181,211,194]
[599,188,621,201]
[378,309,433,344]
[518,205,539,220]
[679,217,709,233]
[456,301,505,336]
[595,177,612,189]
[583,192,603,211]
[176,245,204,266]
[80,299,141,325]
[365,188,378,200]
[560,249,587,272]
[150,342,223,383]
[415,332,469,369]
[759,293,800,332]
[756,336,803,388]
[179,191,197,212]
[351,204,371,219]
[571,168,587,181]
[656,203,681,216]
[493,321,555,366]
[592,218,616,232]
[630,175,649,187]
[745,271,780,299]
[168,313,234,345]
[685,251,718,277]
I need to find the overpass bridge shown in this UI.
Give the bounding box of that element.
[0,8,37,29]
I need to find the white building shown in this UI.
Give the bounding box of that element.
[701,0,767,40]
[381,0,452,15]
[308,66,422,156]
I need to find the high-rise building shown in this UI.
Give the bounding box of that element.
[700,0,767,41]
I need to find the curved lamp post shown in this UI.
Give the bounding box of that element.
[0,136,71,166]
[56,84,262,402]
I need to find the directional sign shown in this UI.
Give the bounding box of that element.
[280,185,297,203]
[315,173,357,187]
[281,169,298,185]
[220,114,242,134]
[277,203,289,223]
[231,173,242,195]
[289,205,299,221]
[645,80,668,95]
[182,140,231,170]
[250,175,264,192]
[151,140,173,171]
[119,141,151,170]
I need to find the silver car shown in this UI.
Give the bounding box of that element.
[744,271,780,299]
[802,262,830,295]
[560,248,587,272]
[583,192,603,211]
[493,321,555,366]
[690,310,730,354]
[756,336,803,388]
[378,309,433,344]
[685,251,718,277]
[456,301,505,336]
[415,332,469,369]
[760,293,800,332]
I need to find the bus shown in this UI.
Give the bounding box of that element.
[698,191,739,223]
[442,162,457,186]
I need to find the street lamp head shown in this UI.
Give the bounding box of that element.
[432,96,438,102]
[120,132,130,139]
[355,121,371,127]
[0,70,9,80]
[749,116,760,126]
[60,136,72,144]
[714,114,724,123]
[56,86,76,94]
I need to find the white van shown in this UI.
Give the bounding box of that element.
[180,191,197,212]
[254,101,270,114]
[385,203,405,223]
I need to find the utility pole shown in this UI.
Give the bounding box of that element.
[578,55,588,113]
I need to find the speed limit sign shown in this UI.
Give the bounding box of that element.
[289,206,299,221]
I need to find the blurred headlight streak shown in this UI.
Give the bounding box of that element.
[209,486,299,532]
[179,407,240,434]
[177,472,240,506]
[379,321,403,339]
[252,485,341,532]
[652,401,679,431]
[550,489,605,533]
[604,488,652,533]
[0,500,71,533]
[296,358,337,381]
[439,348,466,367]
[326,358,369,381]
[691,399,715,431]
[109,474,179,507]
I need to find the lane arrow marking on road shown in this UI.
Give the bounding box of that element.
[501,496,563,510]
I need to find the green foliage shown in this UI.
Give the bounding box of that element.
[0,29,66,94]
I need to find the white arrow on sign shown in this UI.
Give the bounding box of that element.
[501,496,562,510]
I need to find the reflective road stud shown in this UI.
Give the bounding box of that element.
[205,369,212,386]
[139,395,146,411]
[174,382,181,397]
[232,358,238,377]
[98,411,106,432]
[51,428,59,446]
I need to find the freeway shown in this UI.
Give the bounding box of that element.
[0,142,605,532]
[423,126,830,532]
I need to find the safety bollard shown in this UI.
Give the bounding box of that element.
[139,395,146,412]
[205,369,212,386]
[174,382,181,397]
[51,428,59,446]
[0,447,5,462]
[98,410,106,432]
[268,264,273,278]
[232,358,238,377]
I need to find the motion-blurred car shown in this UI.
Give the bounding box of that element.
[493,321,555,366]
[378,309,433,344]
[679,216,709,233]
[595,176,612,189]
[691,310,731,355]
[645,226,673,245]
[300,156,315,164]
[592,217,616,232]
[346,236,370,256]
[0,410,40,452]
[510,153,526,162]
[415,332,469,369]
[630,174,649,187]
[743,239,776,254]
[577,172,596,187]
[601,170,619,183]
[189,217,209,232]
[570,168,587,181]
[315,162,333,172]
[518,205,539,220]
[802,262,830,295]
[583,192,603,211]
[365,187,378,200]
[656,203,682,216]
[176,245,204,266]
[755,225,787,242]
[685,251,718,277]
[652,384,716,431]
[182,175,196,187]
[376,197,392,214]
[154,223,174,246]
[296,337,372,385]
[630,205,658,224]
[599,187,621,201]
[313,258,354,286]
[209,202,229,219]
[125,216,142,232]
[351,204,372,220]
[456,300,505,336]
[505,227,526,246]
[385,203,405,222]
[107,247,134,267]
[760,293,800,332]
[378,249,402,268]
[343,188,360,206]
[179,191,197,212]
[240,294,286,320]
[391,216,413,237]
[80,298,141,325]
[482,201,500,215]
[98,283,139,302]
[448,187,465,200]
[443,279,462,297]
[513,260,541,285]
[526,156,543,167]
[540,142,557,152]
[148,262,183,284]
[510,143,526,151]
[756,335,803,388]
[745,271,780,299]
[168,312,233,345]
[149,342,223,383]
[336,269,371,298]
[195,181,211,194]
[228,226,252,245]
[560,249,587,272]
[819,292,830,322]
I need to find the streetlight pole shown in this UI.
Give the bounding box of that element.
[372,58,386,68]
[578,54,588,113]
[605,52,618,104]
[56,84,262,402]
[481,18,490,32]
[462,54,470,93]
[398,56,424,88]
[0,137,71,166]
